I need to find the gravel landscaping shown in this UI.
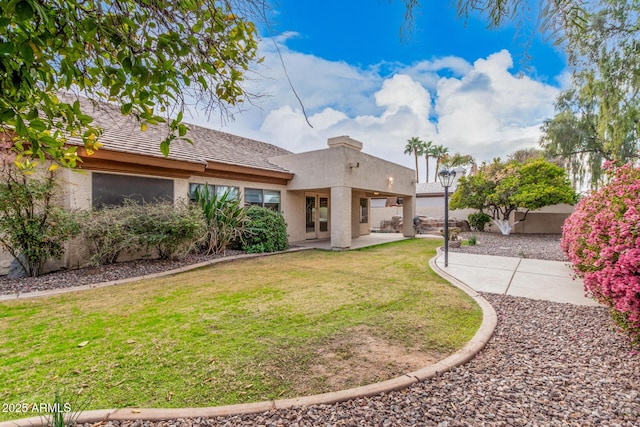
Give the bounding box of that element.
[6,234,640,426]
[450,232,566,261]
[0,251,244,296]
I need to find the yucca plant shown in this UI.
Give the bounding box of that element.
[193,186,249,255]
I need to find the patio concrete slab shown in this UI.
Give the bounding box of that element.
[294,232,414,250]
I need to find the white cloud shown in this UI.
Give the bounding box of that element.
[190,40,562,182]
[434,50,560,161]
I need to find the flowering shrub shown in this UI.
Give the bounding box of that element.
[561,162,640,344]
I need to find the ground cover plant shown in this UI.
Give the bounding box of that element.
[0,239,481,420]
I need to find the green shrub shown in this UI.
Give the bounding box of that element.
[80,201,141,265]
[128,201,205,259]
[468,212,492,232]
[468,234,478,246]
[0,166,79,277]
[243,206,288,253]
[193,186,249,254]
[81,200,204,263]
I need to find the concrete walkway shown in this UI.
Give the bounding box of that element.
[433,251,600,306]
[296,233,598,307]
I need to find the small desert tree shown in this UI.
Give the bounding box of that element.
[0,164,79,276]
[450,158,577,235]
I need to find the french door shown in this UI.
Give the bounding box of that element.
[305,194,329,239]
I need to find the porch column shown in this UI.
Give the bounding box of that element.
[402,195,416,238]
[331,186,352,250]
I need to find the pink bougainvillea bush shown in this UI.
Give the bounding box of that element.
[561,162,640,345]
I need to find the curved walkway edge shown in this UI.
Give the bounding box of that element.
[0,248,497,427]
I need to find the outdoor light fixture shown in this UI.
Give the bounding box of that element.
[438,169,457,267]
[388,177,394,185]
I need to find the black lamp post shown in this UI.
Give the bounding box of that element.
[438,169,456,267]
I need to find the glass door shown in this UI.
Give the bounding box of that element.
[318,196,330,239]
[306,194,330,239]
[305,196,317,239]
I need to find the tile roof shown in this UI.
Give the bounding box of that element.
[416,181,459,195]
[60,93,293,173]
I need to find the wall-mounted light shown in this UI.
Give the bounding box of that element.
[388,177,394,185]
[349,162,360,169]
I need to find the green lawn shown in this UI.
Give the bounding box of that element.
[0,239,482,419]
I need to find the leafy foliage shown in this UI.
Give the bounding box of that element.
[467,212,492,232]
[432,144,450,181]
[81,200,203,264]
[450,158,577,222]
[243,205,288,254]
[193,185,249,255]
[540,0,640,189]
[80,202,139,266]
[128,201,204,260]
[0,0,260,169]
[404,136,422,183]
[562,162,640,345]
[0,164,79,276]
[441,152,474,170]
[452,1,587,53]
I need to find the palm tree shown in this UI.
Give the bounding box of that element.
[432,144,450,181]
[404,137,422,183]
[420,140,434,183]
[442,152,475,169]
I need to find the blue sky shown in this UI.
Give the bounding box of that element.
[191,0,569,182]
[268,0,565,80]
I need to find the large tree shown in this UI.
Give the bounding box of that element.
[420,139,434,183]
[1,0,261,170]
[431,144,450,181]
[404,136,422,183]
[539,0,640,189]
[450,157,577,235]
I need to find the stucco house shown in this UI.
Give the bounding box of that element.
[3,95,415,273]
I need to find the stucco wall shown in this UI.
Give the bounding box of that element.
[371,196,574,234]
[513,204,574,234]
[271,145,415,197]
[283,191,306,243]
[0,169,292,276]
